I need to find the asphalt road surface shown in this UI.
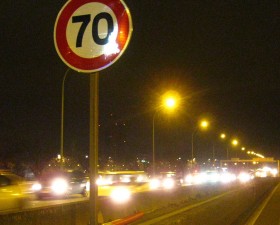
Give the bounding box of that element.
[134,179,279,225]
[246,182,280,225]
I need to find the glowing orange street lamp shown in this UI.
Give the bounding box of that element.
[191,119,209,164]
[152,91,180,176]
[220,133,229,159]
[231,139,239,146]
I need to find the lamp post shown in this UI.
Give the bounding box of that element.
[152,91,179,176]
[152,111,157,176]
[231,138,239,158]
[60,68,71,165]
[191,131,196,163]
[231,139,239,146]
[220,133,229,159]
[191,120,209,166]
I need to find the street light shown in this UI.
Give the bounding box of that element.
[200,120,209,129]
[152,91,179,176]
[161,90,180,111]
[191,119,209,165]
[220,133,229,159]
[165,97,176,108]
[231,138,239,158]
[231,139,239,146]
[247,151,265,159]
[220,133,226,139]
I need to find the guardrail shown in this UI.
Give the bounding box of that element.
[0,200,89,225]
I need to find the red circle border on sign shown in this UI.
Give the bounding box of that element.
[54,0,132,73]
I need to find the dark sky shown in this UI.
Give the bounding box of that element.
[0,1,279,165]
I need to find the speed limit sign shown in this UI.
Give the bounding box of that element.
[54,0,133,73]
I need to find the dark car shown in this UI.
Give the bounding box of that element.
[160,171,183,186]
[35,170,89,199]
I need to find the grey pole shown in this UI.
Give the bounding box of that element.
[152,111,156,176]
[60,68,71,164]
[89,72,99,225]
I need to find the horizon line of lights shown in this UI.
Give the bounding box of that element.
[219,133,266,159]
[247,151,264,158]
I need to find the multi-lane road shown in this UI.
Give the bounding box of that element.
[1,178,280,225]
[132,178,280,225]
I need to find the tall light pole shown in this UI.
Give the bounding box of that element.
[220,133,226,139]
[191,120,209,166]
[191,131,196,163]
[231,138,239,158]
[152,111,157,176]
[60,68,71,165]
[152,91,179,176]
[220,133,228,159]
[231,139,239,146]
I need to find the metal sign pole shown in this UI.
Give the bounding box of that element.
[60,68,71,167]
[89,72,99,225]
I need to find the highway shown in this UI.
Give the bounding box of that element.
[1,178,279,225]
[134,185,255,225]
[245,182,280,225]
[26,195,87,209]
[13,184,150,211]
[131,178,280,225]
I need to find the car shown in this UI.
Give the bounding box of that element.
[35,170,89,199]
[0,170,33,211]
[95,171,150,197]
[96,171,149,186]
[150,171,183,190]
[184,172,205,185]
[160,171,183,186]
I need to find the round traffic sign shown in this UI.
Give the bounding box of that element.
[54,0,133,73]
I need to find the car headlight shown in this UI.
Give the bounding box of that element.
[238,172,251,183]
[149,178,161,190]
[207,173,220,183]
[51,178,68,195]
[220,173,236,183]
[86,181,90,191]
[162,178,175,189]
[136,175,144,182]
[31,183,42,192]
[96,178,113,186]
[271,169,278,176]
[110,187,131,203]
[185,174,193,184]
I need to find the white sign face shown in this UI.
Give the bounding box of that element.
[54,0,133,73]
[66,2,118,58]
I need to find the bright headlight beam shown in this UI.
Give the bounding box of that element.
[31,183,42,191]
[51,178,68,195]
[110,187,131,204]
[149,179,161,190]
[238,172,251,183]
[162,178,175,189]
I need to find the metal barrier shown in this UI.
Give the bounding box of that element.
[0,201,89,225]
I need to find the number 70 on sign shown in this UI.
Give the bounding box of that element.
[54,0,133,73]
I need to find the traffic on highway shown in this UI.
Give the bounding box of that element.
[1,164,278,211]
[1,0,279,224]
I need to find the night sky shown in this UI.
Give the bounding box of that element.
[1,1,279,167]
